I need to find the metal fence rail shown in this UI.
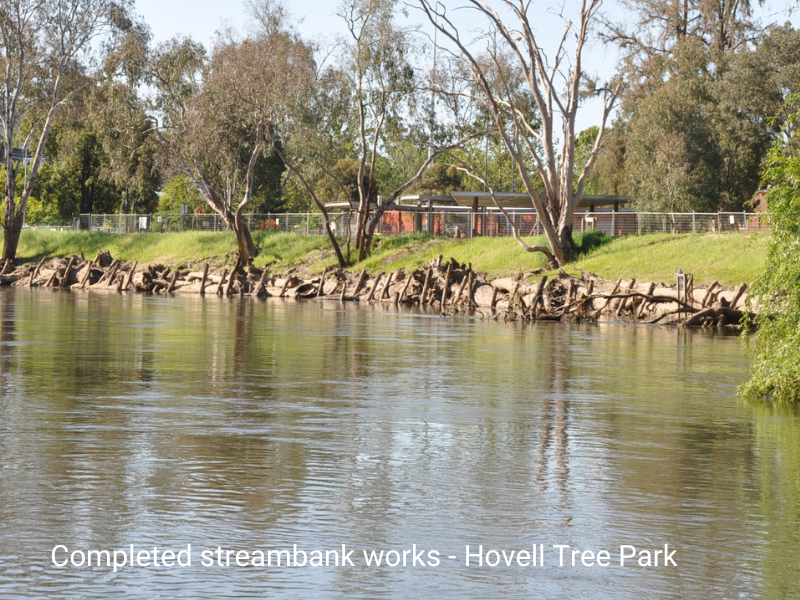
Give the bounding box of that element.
[72,211,769,237]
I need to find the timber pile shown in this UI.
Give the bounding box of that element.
[0,252,754,328]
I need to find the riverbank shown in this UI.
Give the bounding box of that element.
[9,229,769,284]
[0,242,756,328]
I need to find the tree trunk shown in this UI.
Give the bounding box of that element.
[2,209,23,264]
[557,224,579,263]
[233,220,258,274]
[355,209,370,263]
[358,212,383,263]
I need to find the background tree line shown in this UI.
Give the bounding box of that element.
[588,0,800,212]
[3,0,800,265]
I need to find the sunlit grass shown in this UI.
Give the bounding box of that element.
[13,229,333,269]
[8,228,768,285]
[569,232,769,285]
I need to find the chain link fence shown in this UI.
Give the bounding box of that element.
[73,210,769,237]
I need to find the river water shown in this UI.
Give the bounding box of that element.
[0,288,798,599]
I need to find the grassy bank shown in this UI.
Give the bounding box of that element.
[352,231,768,285]
[13,229,334,270]
[10,228,769,286]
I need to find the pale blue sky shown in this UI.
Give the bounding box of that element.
[134,0,353,45]
[133,0,800,131]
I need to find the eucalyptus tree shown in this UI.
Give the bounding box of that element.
[339,0,448,262]
[149,1,350,270]
[244,0,348,267]
[606,0,795,212]
[0,0,129,262]
[419,0,621,267]
[86,19,161,215]
[266,0,475,265]
[148,38,260,269]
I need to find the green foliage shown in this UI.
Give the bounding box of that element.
[157,175,207,214]
[626,62,722,212]
[413,163,465,196]
[24,196,64,226]
[613,7,800,213]
[317,158,368,205]
[741,117,800,403]
[31,127,122,222]
[248,144,288,213]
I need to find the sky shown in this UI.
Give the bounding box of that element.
[133,0,800,132]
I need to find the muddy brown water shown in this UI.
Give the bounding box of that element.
[0,288,798,599]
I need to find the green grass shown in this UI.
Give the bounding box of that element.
[12,230,334,270]
[569,232,769,285]
[358,231,609,276]
[8,228,769,285]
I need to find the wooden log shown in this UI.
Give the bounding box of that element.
[510,281,521,313]
[440,262,452,309]
[579,280,595,315]
[316,267,328,298]
[730,283,747,309]
[352,269,367,296]
[636,282,656,319]
[99,260,120,285]
[453,270,470,306]
[252,267,268,297]
[96,260,117,285]
[683,306,754,328]
[44,269,58,287]
[224,269,236,296]
[59,257,76,288]
[491,277,536,295]
[79,260,95,289]
[490,285,499,309]
[599,279,622,314]
[29,255,48,286]
[167,268,180,293]
[124,261,139,290]
[107,262,121,288]
[467,271,476,307]
[398,270,414,302]
[200,263,210,295]
[616,279,636,316]
[701,281,720,307]
[531,275,548,314]
[115,270,125,292]
[216,269,228,296]
[380,271,395,300]
[420,267,432,305]
[94,250,113,268]
[339,276,347,301]
[279,275,291,298]
[365,272,382,302]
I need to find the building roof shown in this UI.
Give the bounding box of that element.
[451,191,632,208]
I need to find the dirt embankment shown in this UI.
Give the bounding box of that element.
[0,252,753,328]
